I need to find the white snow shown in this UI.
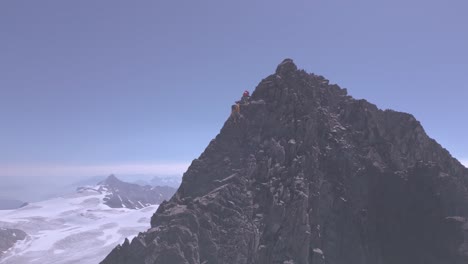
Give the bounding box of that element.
[0,189,158,264]
[313,248,323,255]
[313,248,325,259]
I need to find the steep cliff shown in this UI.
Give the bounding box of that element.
[102,59,468,264]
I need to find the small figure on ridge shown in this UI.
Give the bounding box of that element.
[241,90,250,104]
[231,103,241,123]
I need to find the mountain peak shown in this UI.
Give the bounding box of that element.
[275,58,298,75]
[101,174,121,185]
[102,60,468,264]
[83,175,177,209]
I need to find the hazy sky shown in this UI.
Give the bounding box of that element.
[1,0,467,183]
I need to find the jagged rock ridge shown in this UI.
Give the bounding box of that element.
[78,175,176,209]
[102,59,468,264]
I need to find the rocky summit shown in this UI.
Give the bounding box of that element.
[101,59,468,264]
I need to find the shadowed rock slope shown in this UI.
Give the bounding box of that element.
[102,59,468,264]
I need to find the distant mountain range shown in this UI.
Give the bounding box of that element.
[70,174,182,189]
[149,175,182,188]
[77,175,176,209]
[0,175,176,264]
[0,174,181,205]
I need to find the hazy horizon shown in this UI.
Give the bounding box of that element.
[0,172,184,202]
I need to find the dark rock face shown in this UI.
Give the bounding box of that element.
[0,228,27,256]
[78,175,176,209]
[101,59,468,264]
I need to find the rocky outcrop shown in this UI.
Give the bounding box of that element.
[0,228,27,257]
[78,175,176,209]
[101,59,468,264]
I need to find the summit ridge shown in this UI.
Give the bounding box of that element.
[102,59,468,264]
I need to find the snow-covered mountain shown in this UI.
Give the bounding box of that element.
[0,177,170,264]
[78,175,176,209]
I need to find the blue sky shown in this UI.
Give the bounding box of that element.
[1,0,467,180]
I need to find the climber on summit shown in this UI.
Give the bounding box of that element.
[240,90,250,104]
[231,90,250,124]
